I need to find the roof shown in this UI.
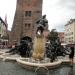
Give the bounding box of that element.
[0,17,7,27]
[65,19,75,26]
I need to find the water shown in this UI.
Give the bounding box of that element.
[0,61,75,75]
[32,36,45,60]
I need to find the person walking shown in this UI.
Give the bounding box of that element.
[69,47,74,64]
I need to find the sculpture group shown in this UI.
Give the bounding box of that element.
[7,15,71,62]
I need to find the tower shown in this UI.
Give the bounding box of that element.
[5,14,8,30]
[10,0,43,44]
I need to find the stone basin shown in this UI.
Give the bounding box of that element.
[16,58,62,70]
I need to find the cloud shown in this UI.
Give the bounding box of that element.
[43,0,75,31]
[54,25,65,32]
[0,0,75,31]
[0,0,17,30]
[58,0,75,10]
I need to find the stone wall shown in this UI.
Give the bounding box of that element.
[10,0,43,44]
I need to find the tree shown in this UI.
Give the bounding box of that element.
[48,29,58,41]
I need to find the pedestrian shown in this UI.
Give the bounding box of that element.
[69,47,74,64]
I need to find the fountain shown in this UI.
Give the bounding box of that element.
[0,15,72,72]
[16,15,64,71]
[0,15,75,75]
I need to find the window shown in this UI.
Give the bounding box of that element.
[28,23,31,28]
[25,23,31,29]
[29,11,31,16]
[25,11,31,17]
[0,34,1,37]
[25,11,28,16]
[25,23,27,27]
[35,11,41,13]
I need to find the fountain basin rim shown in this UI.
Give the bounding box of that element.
[16,58,62,68]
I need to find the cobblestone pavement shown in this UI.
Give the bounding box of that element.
[0,56,75,75]
[0,49,75,75]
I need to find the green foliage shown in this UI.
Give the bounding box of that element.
[48,29,58,41]
[46,29,63,62]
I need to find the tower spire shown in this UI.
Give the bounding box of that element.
[5,14,8,30]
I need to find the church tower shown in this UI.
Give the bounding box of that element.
[10,0,43,44]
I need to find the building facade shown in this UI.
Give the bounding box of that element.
[58,32,65,44]
[10,0,43,44]
[0,17,8,47]
[64,19,75,44]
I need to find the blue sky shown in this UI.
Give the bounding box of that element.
[0,0,75,32]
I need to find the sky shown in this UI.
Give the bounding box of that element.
[0,0,75,32]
